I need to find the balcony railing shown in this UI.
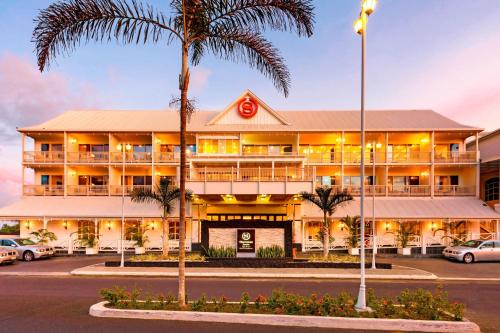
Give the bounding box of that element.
[387,185,431,196]
[110,185,153,196]
[187,167,314,182]
[434,185,475,196]
[110,152,152,163]
[387,151,431,163]
[67,185,108,196]
[23,185,64,196]
[23,151,64,163]
[434,151,476,163]
[155,152,176,163]
[67,151,109,163]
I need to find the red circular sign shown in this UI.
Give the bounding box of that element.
[238,97,258,119]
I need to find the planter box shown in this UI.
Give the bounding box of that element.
[86,248,98,255]
[104,259,392,269]
[135,247,145,255]
[89,301,480,333]
[397,248,411,256]
[348,248,360,256]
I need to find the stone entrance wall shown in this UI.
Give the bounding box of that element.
[201,220,293,257]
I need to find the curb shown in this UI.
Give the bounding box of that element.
[71,269,438,280]
[0,272,70,277]
[89,301,480,333]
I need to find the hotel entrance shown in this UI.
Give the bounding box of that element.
[200,213,293,257]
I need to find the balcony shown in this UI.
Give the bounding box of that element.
[304,152,342,163]
[155,152,177,163]
[434,185,475,196]
[187,167,314,195]
[67,152,109,163]
[67,185,108,196]
[434,151,476,163]
[110,152,152,163]
[387,185,431,196]
[387,151,431,164]
[23,151,64,164]
[23,185,64,196]
[110,185,153,196]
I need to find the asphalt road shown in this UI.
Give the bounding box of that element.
[0,276,498,333]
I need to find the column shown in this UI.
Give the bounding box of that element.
[475,134,480,198]
[385,132,389,196]
[340,131,344,190]
[430,131,435,198]
[64,131,68,197]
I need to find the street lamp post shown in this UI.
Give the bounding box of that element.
[369,141,381,269]
[117,143,131,268]
[354,0,377,311]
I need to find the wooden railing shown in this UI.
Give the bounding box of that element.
[434,185,475,196]
[187,167,315,182]
[23,185,64,196]
[434,151,476,163]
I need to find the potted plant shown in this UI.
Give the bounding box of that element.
[393,223,415,256]
[127,225,150,255]
[30,228,57,245]
[341,215,361,256]
[72,227,99,255]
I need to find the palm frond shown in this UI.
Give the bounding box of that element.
[169,95,197,122]
[33,0,180,71]
[201,0,314,37]
[204,29,290,96]
[130,187,162,205]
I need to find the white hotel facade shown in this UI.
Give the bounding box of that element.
[0,91,499,256]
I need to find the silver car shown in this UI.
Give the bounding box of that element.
[0,238,54,262]
[0,247,17,265]
[443,239,500,264]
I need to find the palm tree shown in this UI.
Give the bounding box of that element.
[33,0,315,306]
[30,228,57,245]
[300,186,352,258]
[340,215,361,249]
[130,178,181,257]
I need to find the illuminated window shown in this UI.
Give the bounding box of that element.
[485,177,499,202]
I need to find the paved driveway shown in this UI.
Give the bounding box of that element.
[0,255,122,273]
[386,256,500,279]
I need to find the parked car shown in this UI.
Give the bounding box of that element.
[0,246,17,265]
[443,239,500,264]
[0,238,54,261]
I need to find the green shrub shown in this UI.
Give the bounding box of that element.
[130,253,205,262]
[191,294,208,311]
[308,254,360,263]
[204,246,236,258]
[239,292,250,313]
[256,245,285,258]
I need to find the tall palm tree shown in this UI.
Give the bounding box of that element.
[130,178,181,257]
[300,186,352,258]
[33,0,314,306]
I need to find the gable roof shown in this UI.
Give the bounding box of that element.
[207,90,290,125]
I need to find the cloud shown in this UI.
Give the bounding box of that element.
[0,53,98,141]
[190,67,211,94]
[0,53,98,206]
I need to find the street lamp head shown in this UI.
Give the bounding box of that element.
[362,0,377,16]
[354,17,364,35]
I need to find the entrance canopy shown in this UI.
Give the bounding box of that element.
[0,197,175,219]
[302,197,500,220]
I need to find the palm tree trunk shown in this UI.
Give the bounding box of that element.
[177,34,189,307]
[323,213,329,258]
[162,216,169,257]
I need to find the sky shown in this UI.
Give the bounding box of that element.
[0,0,499,206]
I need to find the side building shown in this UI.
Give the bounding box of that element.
[0,91,498,255]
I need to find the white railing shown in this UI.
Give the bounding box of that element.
[188,167,315,182]
[67,185,108,196]
[23,185,64,196]
[434,151,476,163]
[110,152,152,163]
[434,185,475,196]
[109,185,153,196]
[67,151,109,163]
[387,185,431,196]
[23,151,64,163]
[470,233,496,240]
[424,235,445,247]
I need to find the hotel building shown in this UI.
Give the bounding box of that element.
[0,91,498,255]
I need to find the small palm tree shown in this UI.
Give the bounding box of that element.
[340,215,361,249]
[300,187,353,258]
[130,178,185,256]
[30,228,57,245]
[33,0,314,306]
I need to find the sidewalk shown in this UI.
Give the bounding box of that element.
[71,264,438,280]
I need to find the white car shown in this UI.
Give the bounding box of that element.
[0,246,17,265]
[0,238,55,261]
[443,240,500,263]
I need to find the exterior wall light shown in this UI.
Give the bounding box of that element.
[25,221,31,230]
[431,221,435,232]
[385,221,390,232]
[63,221,68,230]
[69,138,77,144]
[339,222,345,231]
[150,222,156,231]
[107,221,111,231]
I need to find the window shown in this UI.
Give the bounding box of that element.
[169,219,179,240]
[79,175,108,186]
[1,239,15,246]
[124,220,140,240]
[485,177,499,202]
[41,143,50,152]
[481,241,494,249]
[133,176,152,186]
[435,175,459,186]
[77,220,95,240]
[41,175,49,185]
[388,176,419,186]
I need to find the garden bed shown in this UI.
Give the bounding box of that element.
[90,287,479,333]
[105,258,392,269]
